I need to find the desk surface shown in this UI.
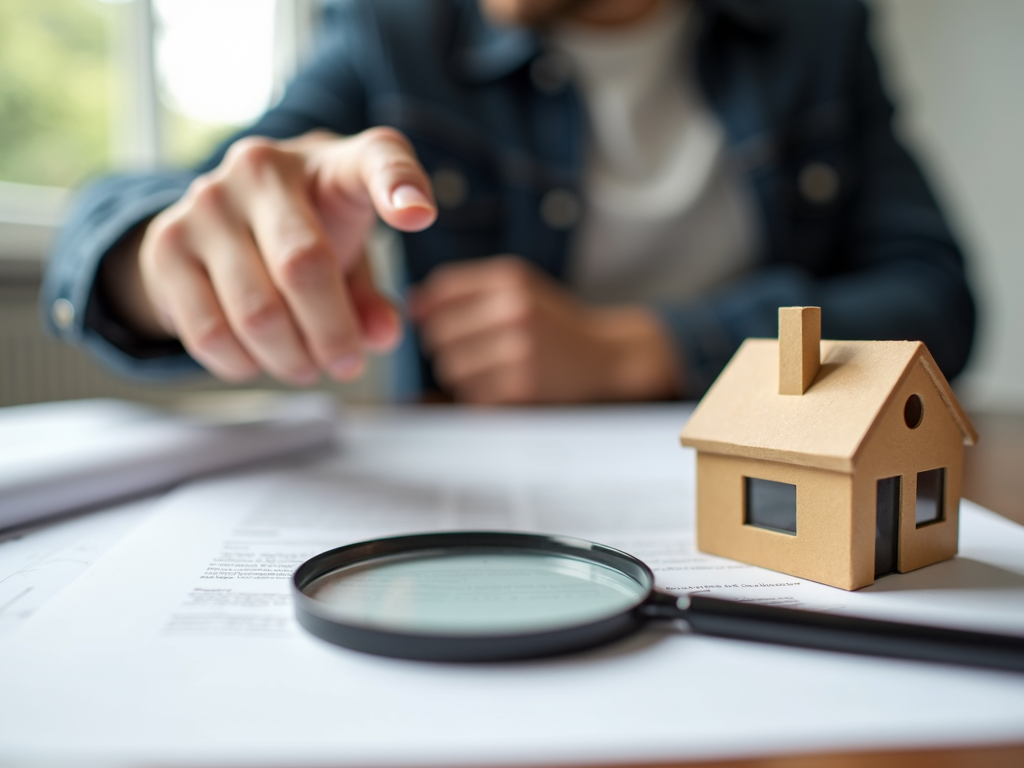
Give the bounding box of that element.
[1,404,1022,768]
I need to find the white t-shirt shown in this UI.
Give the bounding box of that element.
[549,0,759,305]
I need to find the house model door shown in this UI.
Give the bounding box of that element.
[875,477,900,577]
[875,468,948,578]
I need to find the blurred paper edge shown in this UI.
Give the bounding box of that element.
[0,392,338,530]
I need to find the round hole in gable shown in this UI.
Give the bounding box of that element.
[904,394,923,429]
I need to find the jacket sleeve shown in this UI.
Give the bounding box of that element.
[40,0,372,379]
[655,0,975,397]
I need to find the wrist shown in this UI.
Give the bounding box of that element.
[590,307,682,401]
[99,219,170,341]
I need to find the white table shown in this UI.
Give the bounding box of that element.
[2,405,1023,767]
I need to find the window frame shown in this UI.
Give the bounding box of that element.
[0,0,319,264]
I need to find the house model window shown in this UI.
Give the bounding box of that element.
[916,468,946,526]
[745,478,797,535]
[679,306,978,591]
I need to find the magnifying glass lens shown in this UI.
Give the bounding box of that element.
[304,548,648,635]
[295,533,1024,669]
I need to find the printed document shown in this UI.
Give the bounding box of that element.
[1,406,1022,767]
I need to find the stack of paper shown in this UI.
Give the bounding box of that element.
[0,392,337,530]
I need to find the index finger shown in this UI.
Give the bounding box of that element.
[319,127,438,233]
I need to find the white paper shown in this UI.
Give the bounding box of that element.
[0,392,337,529]
[1,405,1022,768]
[0,497,157,638]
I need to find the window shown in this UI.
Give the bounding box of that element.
[744,477,797,535]
[0,0,313,186]
[904,394,924,429]
[154,0,278,166]
[916,468,946,527]
[0,0,117,188]
[1,0,317,261]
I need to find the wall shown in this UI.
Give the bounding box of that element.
[868,0,1024,412]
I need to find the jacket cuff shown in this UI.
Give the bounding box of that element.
[40,173,206,380]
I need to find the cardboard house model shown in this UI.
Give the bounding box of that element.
[679,307,978,591]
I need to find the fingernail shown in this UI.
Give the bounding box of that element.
[329,354,364,379]
[391,184,432,211]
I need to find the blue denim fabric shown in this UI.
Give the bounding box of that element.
[41,0,975,397]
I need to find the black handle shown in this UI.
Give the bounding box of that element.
[642,592,1024,673]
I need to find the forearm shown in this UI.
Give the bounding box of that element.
[41,172,199,376]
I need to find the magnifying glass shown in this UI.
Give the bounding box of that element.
[293,531,1024,671]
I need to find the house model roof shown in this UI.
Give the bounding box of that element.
[679,338,978,473]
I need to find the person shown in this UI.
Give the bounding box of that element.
[42,0,976,404]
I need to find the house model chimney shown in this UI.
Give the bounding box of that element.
[779,306,821,395]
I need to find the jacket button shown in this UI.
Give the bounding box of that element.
[432,167,467,209]
[540,189,580,230]
[530,53,570,95]
[51,298,75,330]
[799,162,839,205]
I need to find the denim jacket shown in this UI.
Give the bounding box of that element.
[41,0,975,396]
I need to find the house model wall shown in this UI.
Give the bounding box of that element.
[679,307,978,591]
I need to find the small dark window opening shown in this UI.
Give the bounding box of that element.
[745,477,797,535]
[904,395,923,429]
[916,468,946,527]
[875,476,901,577]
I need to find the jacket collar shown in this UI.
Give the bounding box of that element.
[450,0,778,83]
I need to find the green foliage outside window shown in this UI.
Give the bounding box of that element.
[164,106,239,170]
[0,0,114,188]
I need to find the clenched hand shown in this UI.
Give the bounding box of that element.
[410,257,680,404]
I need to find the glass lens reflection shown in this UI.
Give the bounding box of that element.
[305,549,647,635]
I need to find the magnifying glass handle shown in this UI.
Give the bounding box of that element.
[642,591,1024,673]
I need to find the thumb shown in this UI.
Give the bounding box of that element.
[347,251,403,352]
